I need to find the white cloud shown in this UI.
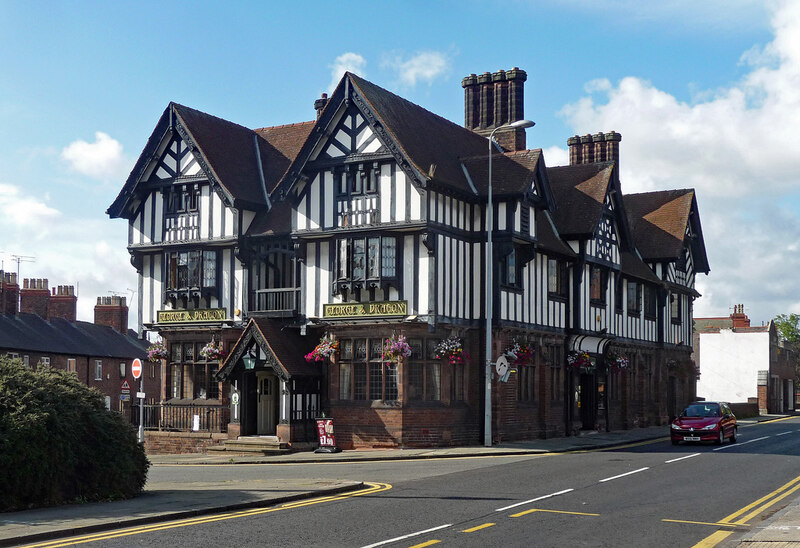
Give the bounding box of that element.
[382,51,450,87]
[61,132,128,181]
[328,52,367,94]
[558,0,800,323]
[0,183,60,234]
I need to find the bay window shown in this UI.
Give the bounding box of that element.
[165,249,219,308]
[335,235,398,295]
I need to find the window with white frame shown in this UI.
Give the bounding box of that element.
[94,360,103,380]
[67,358,76,373]
[40,356,50,366]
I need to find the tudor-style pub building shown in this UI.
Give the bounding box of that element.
[108,67,709,449]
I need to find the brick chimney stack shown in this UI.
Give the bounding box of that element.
[462,67,528,151]
[567,131,621,166]
[94,295,129,333]
[730,304,750,328]
[49,285,77,322]
[20,278,49,317]
[314,93,328,120]
[0,270,19,315]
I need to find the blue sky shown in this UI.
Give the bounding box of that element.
[1,0,797,328]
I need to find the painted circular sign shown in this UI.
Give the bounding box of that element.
[131,358,143,379]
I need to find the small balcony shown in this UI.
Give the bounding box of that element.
[250,288,300,318]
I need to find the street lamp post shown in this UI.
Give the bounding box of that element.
[484,119,535,447]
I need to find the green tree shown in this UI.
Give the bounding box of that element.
[774,313,800,344]
[0,355,149,511]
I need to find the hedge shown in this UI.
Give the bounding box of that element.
[0,356,149,511]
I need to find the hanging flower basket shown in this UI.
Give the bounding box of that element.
[146,340,169,361]
[504,340,535,366]
[567,351,594,372]
[434,337,470,365]
[305,335,339,363]
[200,340,226,361]
[605,351,629,373]
[382,334,412,364]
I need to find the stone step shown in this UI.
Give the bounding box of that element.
[206,437,291,455]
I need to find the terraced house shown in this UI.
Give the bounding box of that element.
[108,68,709,449]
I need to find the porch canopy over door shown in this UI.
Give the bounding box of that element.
[217,318,322,439]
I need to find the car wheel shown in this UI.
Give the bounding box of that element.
[730,427,737,443]
[716,429,724,445]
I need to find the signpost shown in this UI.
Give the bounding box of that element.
[132,358,144,443]
[314,417,341,453]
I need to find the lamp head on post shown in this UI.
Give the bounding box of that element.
[484,119,535,448]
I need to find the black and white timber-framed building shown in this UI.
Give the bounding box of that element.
[107,67,709,448]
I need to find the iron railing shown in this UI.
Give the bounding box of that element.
[131,403,230,433]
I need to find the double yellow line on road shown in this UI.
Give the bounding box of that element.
[22,482,392,548]
[686,473,800,547]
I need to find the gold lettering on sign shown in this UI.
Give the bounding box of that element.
[157,309,226,324]
[323,301,407,318]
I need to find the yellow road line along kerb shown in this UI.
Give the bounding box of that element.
[718,474,800,525]
[691,530,735,548]
[662,519,743,528]
[22,482,392,548]
[461,523,495,533]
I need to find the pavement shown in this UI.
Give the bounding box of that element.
[0,415,797,547]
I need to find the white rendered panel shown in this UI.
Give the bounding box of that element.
[323,172,334,229]
[142,194,152,244]
[419,248,429,315]
[409,185,422,221]
[297,195,308,231]
[234,261,243,313]
[132,212,144,245]
[380,165,392,223]
[363,137,382,154]
[309,175,320,230]
[199,186,210,239]
[152,254,162,324]
[211,193,222,238]
[154,192,163,243]
[142,255,151,324]
[403,236,414,311]
[514,202,521,233]
[356,125,374,150]
[224,206,234,238]
[498,202,506,230]
[319,242,330,308]
[305,243,316,317]
[395,170,407,223]
[529,207,536,238]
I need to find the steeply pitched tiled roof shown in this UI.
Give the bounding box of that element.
[254,122,315,194]
[547,163,614,237]
[461,149,544,196]
[625,189,710,273]
[0,313,148,359]
[347,73,493,197]
[536,211,576,258]
[245,201,292,237]
[619,250,662,284]
[108,103,314,218]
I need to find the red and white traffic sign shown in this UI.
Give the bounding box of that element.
[131,358,142,380]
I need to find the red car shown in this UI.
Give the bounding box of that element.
[670,401,737,445]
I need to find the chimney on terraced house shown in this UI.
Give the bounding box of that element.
[94,295,129,333]
[0,271,19,315]
[567,131,622,167]
[20,278,49,317]
[49,285,77,322]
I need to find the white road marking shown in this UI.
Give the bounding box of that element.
[495,489,574,511]
[713,435,770,451]
[776,431,792,436]
[360,524,453,548]
[665,453,700,463]
[599,467,649,483]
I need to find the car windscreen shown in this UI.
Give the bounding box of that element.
[682,404,720,417]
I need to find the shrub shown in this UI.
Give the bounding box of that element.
[0,356,149,511]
